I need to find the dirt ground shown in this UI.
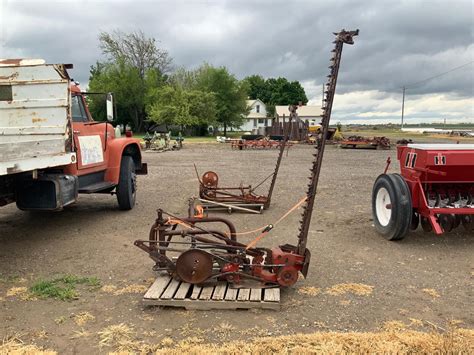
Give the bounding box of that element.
[0,139,472,353]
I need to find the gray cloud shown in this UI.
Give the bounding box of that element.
[1,0,473,122]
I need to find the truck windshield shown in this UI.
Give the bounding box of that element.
[71,95,89,122]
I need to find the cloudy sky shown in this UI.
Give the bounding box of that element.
[1,0,473,124]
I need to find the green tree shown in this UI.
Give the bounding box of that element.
[196,64,249,135]
[242,75,268,102]
[88,60,146,130]
[243,75,308,117]
[146,85,217,130]
[89,30,171,131]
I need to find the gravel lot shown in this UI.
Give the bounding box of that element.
[0,141,472,353]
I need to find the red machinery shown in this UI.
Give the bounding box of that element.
[372,144,474,240]
[340,136,391,149]
[135,29,359,287]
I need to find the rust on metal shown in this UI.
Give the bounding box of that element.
[340,135,391,149]
[196,111,294,211]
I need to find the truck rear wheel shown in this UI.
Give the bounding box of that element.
[117,156,136,210]
[372,173,412,241]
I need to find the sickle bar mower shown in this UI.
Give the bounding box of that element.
[195,111,295,213]
[372,143,474,240]
[135,30,359,287]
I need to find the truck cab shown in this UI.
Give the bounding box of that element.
[0,59,147,211]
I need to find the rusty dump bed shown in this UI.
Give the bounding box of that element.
[0,59,76,175]
[398,143,474,183]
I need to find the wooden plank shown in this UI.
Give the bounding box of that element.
[224,287,238,301]
[212,283,227,300]
[142,278,281,310]
[160,279,181,300]
[237,288,250,301]
[142,298,280,310]
[190,285,202,300]
[263,288,280,302]
[199,285,214,300]
[249,288,262,302]
[174,282,192,300]
[143,276,171,300]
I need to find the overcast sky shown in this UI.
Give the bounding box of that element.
[1,0,473,124]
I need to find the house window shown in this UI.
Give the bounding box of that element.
[256,104,260,113]
[258,119,264,124]
[253,119,257,127]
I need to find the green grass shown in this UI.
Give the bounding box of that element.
[0,274,22,283]
[30,274,100,301]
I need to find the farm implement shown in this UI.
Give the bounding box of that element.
[194,109,296,214]
[135,29,359,287]
[340,135,391,149]
[372,143,474,240]
[231,137,290,150]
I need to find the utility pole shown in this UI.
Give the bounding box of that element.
[322,84,324,108]
[401,86,405,130]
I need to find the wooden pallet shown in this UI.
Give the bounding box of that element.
[143,275,280,310]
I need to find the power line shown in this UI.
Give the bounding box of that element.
[404,61,473,89]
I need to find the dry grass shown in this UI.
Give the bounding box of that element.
[297,286,321,296]
[114,284,148,295]
[422,288,440,298]
[100,284,117,293]
[72,311,95,326]
[383,320,408,331]
[325,283,374,296]
[71,329,92,339]
[0,335,56,354]
[409,318,424,327]
[6,286,28,297]
[150,329,474,354]
[213,322,236,340]
[98,323,135,348]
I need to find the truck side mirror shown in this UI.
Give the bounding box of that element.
[106,93,114,121]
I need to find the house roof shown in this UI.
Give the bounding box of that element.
[275,105,321,118]
[246,99,265,108]
[247,112,267,119]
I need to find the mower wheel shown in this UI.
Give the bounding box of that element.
[372,173,412,241]
[117,156,137,210]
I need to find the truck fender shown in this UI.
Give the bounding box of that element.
[104,140,143,184]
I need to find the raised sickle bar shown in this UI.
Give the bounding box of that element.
[135,30,359,288]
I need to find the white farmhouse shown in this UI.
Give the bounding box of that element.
[239,99,271,132]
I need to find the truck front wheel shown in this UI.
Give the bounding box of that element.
[117,156,136,210]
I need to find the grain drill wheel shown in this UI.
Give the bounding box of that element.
[372,173,412,241]
[439,214,455,232]
[411,211,420,230]
[461,215,474,231]
[421,216,433,232]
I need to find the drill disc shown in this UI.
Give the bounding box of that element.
[176,249,213,284]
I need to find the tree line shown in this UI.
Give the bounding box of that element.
[88,30,308,135]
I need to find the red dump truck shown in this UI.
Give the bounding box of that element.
[0,59,147,211]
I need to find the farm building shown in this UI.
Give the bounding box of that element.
[239,99,271,132]
[275,105,321,127]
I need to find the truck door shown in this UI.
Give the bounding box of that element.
[71,94,107,171]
